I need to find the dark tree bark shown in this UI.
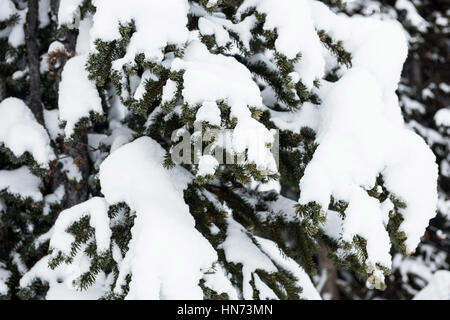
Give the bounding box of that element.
[318,241,340,300]
[24,0,44,125]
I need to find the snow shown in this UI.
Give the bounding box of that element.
[195,101,221,126]
[43,109,63,141]
[161,79,178,104]
[58,0,83,27]
[202,264,238,300]
[99,137,217,299]
[220,215,277,299]
[0,167,42,202]
[395,0,429,32]
[255,236,322,300]
[49,197,111,256]
[43,185,65,216]
[0,262,11,296]
[172,40,277,174]
[0,0,15,21]
[269,102,320,133]
[59,156,82,182]
[0,97,55,166]
[38,0,51,28]
[75,14,93,55]
[20,253,113,300]
[91,0,189,70]
[296,1,438,282]
[48,41,66,54]
[414,270,450,300]
[196,7,256,51]
[237,0,325,89]
[58,54,103,137]
[0,4,25,48]
[198,155,219,177]
[434,108,450,127]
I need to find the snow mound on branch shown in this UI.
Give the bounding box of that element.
[255,236,321,300]
[0,167,42,201]
[414,270,450,300]
[0,262,11,296]
[0,1,25,48]
[91,0,189,69]
[0,97,55,166]
[172,40,277,174]
[49,197,111,256]
[21,251,112,300]
[298,2,438,278]
[0,0,15,21]
[99,137,217,299]
[58,54,103,137]
[58,0,83,27]
[237,0,325,89]
[220,215,277,299]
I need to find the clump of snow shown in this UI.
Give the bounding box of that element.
[58,0,83,27]
[90,0,189,70]
[255,236,321,300]
[50,197,110,256]
[297,1,438,283]
[172,40,277,174]
[202,263,238,300]
[414,270,450,300]
[38,0,51,28]
[220,215,277,299]
[58,54,103,137]
[0,1,25,48]
[0,262,11,296]
[195,4,256,51]
[434,109,450,128]
[75,14,93,55]
[20,252,113,300]
[59,156,82,182]
[99,137,217,299]
[0,0,15,21]
[48,41,66,54]
[195,101,221,126]
[0,167,42,202]
[43,185,65,216]
[0,98,55,166]
[237,0,325,89]
[395,0,429,32]
[198,155,219,177]
[44,109,63,141]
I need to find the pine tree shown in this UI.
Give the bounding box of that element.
[329,0,449,299]
[0,0,444,300]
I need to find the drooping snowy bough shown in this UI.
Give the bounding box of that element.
[0,0,438,299]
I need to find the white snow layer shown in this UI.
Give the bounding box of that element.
[99,137,218,299]
[21,252,113,300]
[58,54,103,137]
[58,0,83,27]
[298,1,438,272]
[414,270,450,300]
[0,262,11,296]
[237,0,325,89]
[0,167,42,201]
[172,40,277,174]
[90,0,189,70]
[0,97,55,166]
[50,197,111,256]
[0,0,25,48]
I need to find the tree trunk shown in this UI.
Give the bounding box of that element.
[25,0,44,125]
[318,242,340,300]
